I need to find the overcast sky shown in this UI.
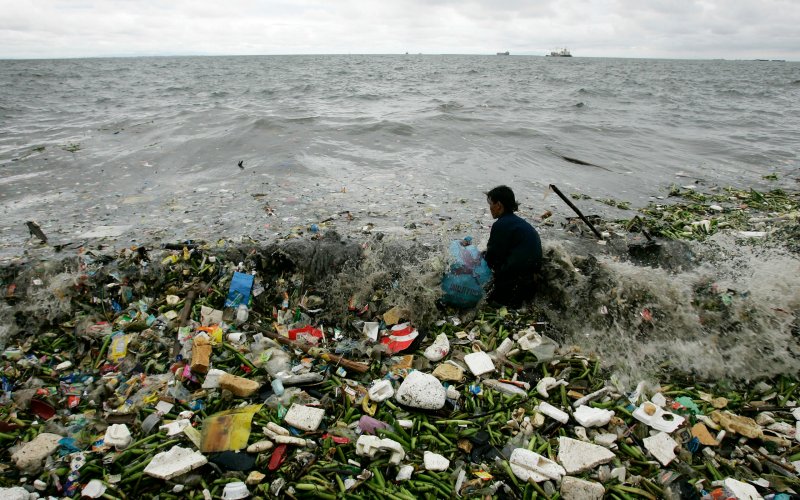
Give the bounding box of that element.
[1,0,798,60]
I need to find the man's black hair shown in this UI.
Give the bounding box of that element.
[486,185,519,212]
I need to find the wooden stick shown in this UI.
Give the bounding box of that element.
[549,184,604,239]
[262,328,370,374]
[172,289,196,358]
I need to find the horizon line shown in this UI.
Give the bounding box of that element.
[0,52,796,62]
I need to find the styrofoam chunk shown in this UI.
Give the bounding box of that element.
[0,487,34,500]
[395,371,446,410]
[11,432,62,474]
[368,379,395,402]
[537,402,569,424]
[274,435,308,446]
[246,440,274,453]
[593,433,618,448]
[266,422,290,435]
[560,476,605,500]
[574,405,615,428]
[651,392,667,407]
[284,404,325,431]
[423,451,450,471]
[104,424,133,449]
[144,446,208,480]
[722,478,761,500]
[633,402,685,433]
[355,435,405,465]
[396,465,414,481]
[160,419,191,437]
[464,351,495,376]
[557,437,615,474]
[201,369,228,389]
[82,479,107,498]
[643,432,678,466]
[509,448,566,483]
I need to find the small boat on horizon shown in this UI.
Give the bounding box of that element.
[547,48,572,57]
[497,51,510,56]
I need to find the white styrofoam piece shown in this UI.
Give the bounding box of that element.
[368,379,395,402]
[104,424,133,449]
[536,377,566,398]
[643,432,678,466]
[201,368,227,389]
[11,432,62,473]
[483,379,528,397]
[284,404,325,431]
[155,400,175,414]
[423,451,450,471]
[722,478,762,500]
[265,422,290,436]
[160,419,191,437]
[397,419,413,429]
[594,433,618,448]
[557,437,616,474]
[144,446,208,480]
[495,337,515,357]
[274,435,309,446]
[537,402,569,424]
[573,405,615,428]
[82,479,107,498]
[560,476,605,500]
[246,440,274,453]
[395,371,446,410]
[0,487,34,500]
[517,330,543,351]
[651,392,667,407]
[355,435,405,465]
[509,448,566,483]
[446,385,460,400]
[464,351,495,376]
[632,402,685,433]
[423,333,450,362]
[396,465,414,481]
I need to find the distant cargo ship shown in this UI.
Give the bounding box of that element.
[497,51,510,55]
[547,48,572,57]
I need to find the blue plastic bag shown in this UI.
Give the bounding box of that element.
[441,238,492,308]
[225,272,254,308]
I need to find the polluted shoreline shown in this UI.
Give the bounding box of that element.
[1,183,799,499]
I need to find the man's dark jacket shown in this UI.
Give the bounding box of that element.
[484,212,542,303]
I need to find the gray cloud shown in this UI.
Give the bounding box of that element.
[0,0,797,59]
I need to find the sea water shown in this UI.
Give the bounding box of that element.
[1,55,798,383]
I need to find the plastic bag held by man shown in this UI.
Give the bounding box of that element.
[441,237,492,308]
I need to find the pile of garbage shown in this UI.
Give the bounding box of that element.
[1,234,799,500]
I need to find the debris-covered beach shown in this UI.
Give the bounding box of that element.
[1,180,799,499]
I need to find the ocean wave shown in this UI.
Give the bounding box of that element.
[248,116,287,132]
[345,120,415,136]
[434,100,463,112]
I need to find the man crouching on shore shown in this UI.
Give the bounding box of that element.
[484,185,543,307]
